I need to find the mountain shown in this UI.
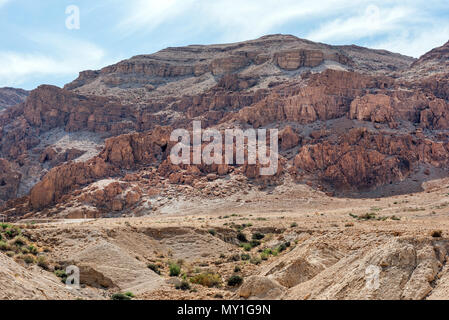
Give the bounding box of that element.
[64,34,414,103]
[0,34,447,220]
[1,34,449,301]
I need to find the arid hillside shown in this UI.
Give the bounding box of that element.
[0,34,448,220]
[0,35,448,300]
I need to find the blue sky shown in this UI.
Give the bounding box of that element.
[1,0,448,90]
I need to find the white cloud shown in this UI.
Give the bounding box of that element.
[117,0,197,36]
[117,0,376,41]
[0,34,109,87]
[117,0,449,57]
[372,25,449,58]
[307,5,414,43]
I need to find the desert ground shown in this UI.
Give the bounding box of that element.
[2,174,449,300]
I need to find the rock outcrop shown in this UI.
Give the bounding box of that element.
[0,87,29,111]
[0,159,21,202]
[1,35,449,218]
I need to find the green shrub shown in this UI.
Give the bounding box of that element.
[111,293,132,300]
[124,292,135,298]
[234,265,241,272]
[208,229,216,236]
[0,240,10,251]
[278,243,287,252]
[290,222,298,228]
[227,275,243,287]
[262,248,273,255]
[54,269,68,283]
[175,280,191,291]
[22,254,35,264]
[5,227,21,239]
[250,256,262,265]
[241,243,252,251]
[237,232,247,242]
[249,240,261,248]
[13,236,26,247]
[190,273,221,288]
[241,253,250,260]
[169,263,181,277]
[0,223,11,230]
[37,256,49,270]
[252,233,265,240]
[27,245,38,255]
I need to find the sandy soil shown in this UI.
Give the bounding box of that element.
[2,175,449,300]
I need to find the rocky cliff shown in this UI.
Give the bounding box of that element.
[1,34,449,219]
[0,87,29,111]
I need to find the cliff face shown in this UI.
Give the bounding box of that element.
[0,87,29,111]
[1,34,449,219]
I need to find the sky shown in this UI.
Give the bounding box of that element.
[0,0,448,90]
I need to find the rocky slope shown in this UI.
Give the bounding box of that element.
[0,87,29,111]
[0,34,448,223]
[2,179,449,300]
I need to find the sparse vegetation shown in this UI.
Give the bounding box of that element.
[403,207,426,212]
[22,254,35,264]
[5,226,21,238]
[249,239,261,248]
[147,263,161,275]
[169,262,181,277]
[237,232,247,242]
[111,293,132,300]
[252,232,265,240]
[54,269,68,283]
[250,256,262,265]
[227,275,243,287]
[0,240,10,251]
[190,272,221,288]
[349,213,390,221]
[176,280,191,291]
[240,253,250,260]
[13,236,27,247]
[37,256,49,270]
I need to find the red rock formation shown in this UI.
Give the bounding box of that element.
[294,128,449,190]
[349,94,394,124]
[30,157,112,209]
[0,159,21,202]
[100,126,172,169]
[2,36,449,218]
[279,126,301,150]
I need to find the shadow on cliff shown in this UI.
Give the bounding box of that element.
[331,165,449,199]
